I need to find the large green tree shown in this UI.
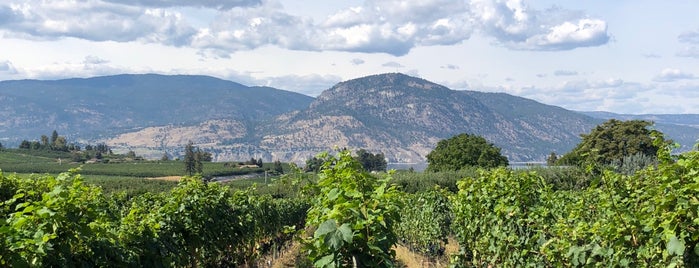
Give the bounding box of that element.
[355,149,387,172]
[558,119,665,166]
[426,133,508,172]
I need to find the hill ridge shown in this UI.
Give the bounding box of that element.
[4,72,698,164]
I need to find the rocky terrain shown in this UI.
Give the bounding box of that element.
[2,73,697,164]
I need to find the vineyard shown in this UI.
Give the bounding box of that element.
[1,145,698,267]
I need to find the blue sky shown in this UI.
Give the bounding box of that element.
[0,0,698,114]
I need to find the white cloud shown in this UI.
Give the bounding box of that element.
[351,58,365,65]
[654,68,696,82]
[0,1,197,46]
[524,19,609,50]
[102,0,261,9]
[83,55,110,65]
[516,78,650,113]
[676,46,699,58]
[678,29,699,44]
[0,60,17,74]
[553,70,577,76]
[191,3,314,55]
[0,0,610,56]
[382,61,404,68]
[249,74,341,96]
[676,28,699,58]
[313,0,473,55]
[440,64,460,70]
[469,0,610,50]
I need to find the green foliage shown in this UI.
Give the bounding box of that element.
[0,169,126,267]
[0,149,266,178]
[83,176,178,196]
[449,141,699,266]
[304,157,324,172]
[183,141,200,176]
[395,188,452,257]
[546,151,558,166]
[303,150,402,267]
[426,133,508,172]
[559,119,664,166]
[273,160,284,174]
[451,168,550,266]
[523,166,593,191]
[609,152,658,175]
[355,149,387,172]
[0,170,309,267]
[390,168,478,193]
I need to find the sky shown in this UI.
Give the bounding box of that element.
[1,0,698,114]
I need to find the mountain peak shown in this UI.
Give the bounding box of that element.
[314,73,450,104]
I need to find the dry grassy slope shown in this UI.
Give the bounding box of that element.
[102,73,603,164]
[104,119,255,161]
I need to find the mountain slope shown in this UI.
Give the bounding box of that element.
[257,73,600,162]
[8,72,692,165]
[0,74,314,144]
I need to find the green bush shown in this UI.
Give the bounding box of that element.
[395,188,452,257]
[302,150,402,267]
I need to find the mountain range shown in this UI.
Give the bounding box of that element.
[1,73,697,164]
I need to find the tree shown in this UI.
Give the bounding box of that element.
[31,141,41,150]
[126,150,137,159]
[184,142,197,176]
[50,130,59,146]
[71,151,84,163]
[183,142,203,176]
[273,160,284,174]
[355,149,387,172]
[245,157,257,166]
[194,148,204,174]
[304,157,324,172]
[256,158,263,167]
[41,135,49,148]
[546,152,558,166]
[161,153,170,161]
[19,140,30,149]
[426,133,508,172]
[558,119,666,166]
[54,136,68,151]
[95,143,110,154]
[197,151,212,162]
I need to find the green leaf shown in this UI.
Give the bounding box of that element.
[667,235,685,256]
[327,188,340,201]
[338,223,353,243]
[315,254,335,268]
[315,219,337,238]
[326,231,344,250]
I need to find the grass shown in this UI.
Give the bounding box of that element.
[395,237,460,267]
[0,149,269,178]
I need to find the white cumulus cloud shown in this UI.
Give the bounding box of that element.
[0,60,17,74]
[0,0,611,56]
[654,68,696,82]
[469,0,610,50]
[0,1,197,46]
[102,0,261,9]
